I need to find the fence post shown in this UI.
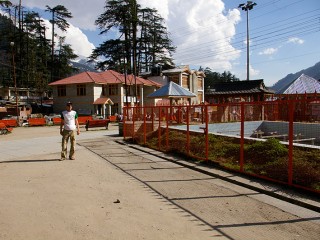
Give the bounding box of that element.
[143,106,146,145]
[205,105,209,161]
[132,107,135,140]
[186,106,190,155]
[240,102,245,172]
[151,107,154,131]
[166,106,169,149]
[158,107,161,150]
[288,101,294,185]
[123,107,127,139]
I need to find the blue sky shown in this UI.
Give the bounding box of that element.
[227,0,320,85]
[6,0,320,87]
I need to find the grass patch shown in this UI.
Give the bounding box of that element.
[131,129,319,191]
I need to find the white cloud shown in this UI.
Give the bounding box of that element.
[61,25,96,58]
[139,0,169,21]
[258,48,278,56]
[129,0,242,71]
[9,0,100,58]
[9,0,242,70]
[287,37,304,45]
[249,64,260,77]
[42,19,95,58]
[10,0,103,31]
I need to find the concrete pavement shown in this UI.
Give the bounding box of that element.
[0,124,319,240]
[0,125,218,240]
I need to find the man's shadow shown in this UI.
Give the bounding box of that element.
[0,159,61,164]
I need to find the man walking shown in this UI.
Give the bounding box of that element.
[60,101,80,160]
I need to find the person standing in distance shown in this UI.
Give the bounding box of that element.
[60,101,80,160]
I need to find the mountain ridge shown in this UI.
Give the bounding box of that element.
[270,61,320,92]
[71,58,98,73]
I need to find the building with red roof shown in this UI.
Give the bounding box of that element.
[49,70,161,116]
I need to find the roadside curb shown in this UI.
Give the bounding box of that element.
[115,139,320,214]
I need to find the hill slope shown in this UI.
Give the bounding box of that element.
[71,59,98,73]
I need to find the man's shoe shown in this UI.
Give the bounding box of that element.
[60,157,66,161]
[69,156,75,160]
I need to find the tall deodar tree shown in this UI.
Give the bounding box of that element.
[91,0,175,75]
[45,5,72,82]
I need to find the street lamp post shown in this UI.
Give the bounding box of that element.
[10,42,19,119]
[238,1,257,81]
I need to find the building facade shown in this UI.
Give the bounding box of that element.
[205,79,274,103]
[142,65,205,105]
[49,70,160,117]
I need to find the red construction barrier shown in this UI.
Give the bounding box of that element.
[0,119,18,127]
[52,117,62,125]
[28,118,46,126]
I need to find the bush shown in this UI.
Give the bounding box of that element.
[246,138,288,164]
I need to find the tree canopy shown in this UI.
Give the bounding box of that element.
[0,2,78,98]
[201,67,239,90]
[90,0,176,75]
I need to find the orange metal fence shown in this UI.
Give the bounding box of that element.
[122,99,320,194]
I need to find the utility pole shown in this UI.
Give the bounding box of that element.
[10,42,19,119]
[131,0,138,105]
[238,1,257,81]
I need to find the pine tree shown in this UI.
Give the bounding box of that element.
[0,3,77,99]
[91,0,175,74]
[203,67,239,90]
[0,1,12,8]
[45,5,72,82]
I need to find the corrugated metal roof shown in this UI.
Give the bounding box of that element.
[147,81,196,98]
[280,74,320,94]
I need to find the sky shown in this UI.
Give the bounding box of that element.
[6,0,320,87]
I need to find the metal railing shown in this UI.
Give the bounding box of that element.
[122,98,320,194]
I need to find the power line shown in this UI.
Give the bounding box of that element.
[169,3,320,67]
[168,0,308,41]
[174,19,319,61]
[252,50,320,66]
[173,27,319,64]
[174,10,319,55]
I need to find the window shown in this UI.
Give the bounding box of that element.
[135,85,140,97]
[111,103,119,115]
[77,84,86,96]
[102,85,107,96]
[182,75,189,88]
[198,77,203,89]
[168,75,179,84]
[198,92,203,103]
[109,84,118,95]
[57,85,66,97]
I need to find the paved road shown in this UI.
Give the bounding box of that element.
[80,136,320,240]
[0,125,215,240]
[0,125,319,240]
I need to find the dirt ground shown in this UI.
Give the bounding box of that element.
[0,125,319,240]
[0,125,217,240]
